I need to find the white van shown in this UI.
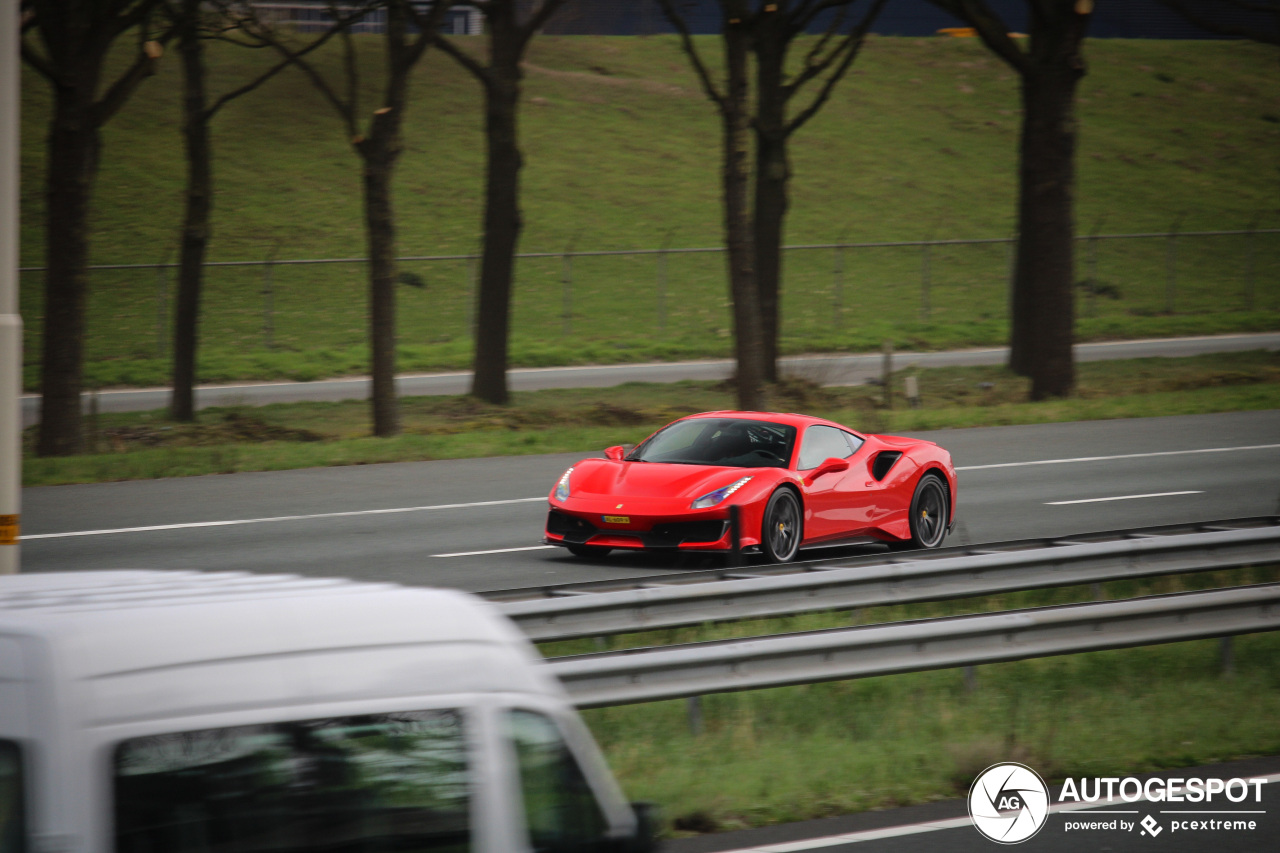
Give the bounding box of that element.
[0,570,656,853]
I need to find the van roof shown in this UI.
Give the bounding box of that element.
[0,571,563,727]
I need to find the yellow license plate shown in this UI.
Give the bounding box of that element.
[602,515,630,524]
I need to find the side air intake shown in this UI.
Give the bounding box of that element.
[871,451,903,481]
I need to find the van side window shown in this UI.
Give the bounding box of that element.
[0,740,24,853]
[507,710,609,852]
[114,710,471,852]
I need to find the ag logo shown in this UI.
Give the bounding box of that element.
[968,763,1050,844]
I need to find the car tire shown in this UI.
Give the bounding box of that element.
[566,544,613,559]
[906,473,949,550]
[760,489,802,563]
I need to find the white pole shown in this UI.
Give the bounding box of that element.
[0,0,22,574]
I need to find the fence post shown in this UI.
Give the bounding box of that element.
[262,241,279,349]
[468,238,480,336]
[1086,216,1104,319]
[1165,213,1184,314]
[687,695,704,736]
[833,228,847,329]
[1219,636,1234,677]
[1246,217,1259,312]
[881,340,894,409]
[561,233,578,337]
[920,238,932,322]
[1006,230,1017,316]
[155,250,170,358]
[657,229,673,334]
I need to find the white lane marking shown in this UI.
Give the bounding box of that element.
[1047,490,1204,506]
[711,771,1280,851]
[957,443,1280,472]
[433,545,557,558]
[23,497,547,540]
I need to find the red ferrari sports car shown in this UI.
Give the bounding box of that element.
[544,411,957,562]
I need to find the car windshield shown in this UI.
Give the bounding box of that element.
[628,418,797,468]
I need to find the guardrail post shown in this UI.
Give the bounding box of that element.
[1245,218,1258,312]
[963,665,976,692]
[729,505,742,568]
[1086,216,1104,319]
[833,229,848,329]
[88,387,100,454]
[561,233,579,337]
[1219,636,1234,676]
[687,695,704,736]
[467,239,480,336]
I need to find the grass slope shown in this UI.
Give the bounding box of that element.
[17,35,1280,390]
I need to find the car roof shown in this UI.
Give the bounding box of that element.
[0,571,563,726]
[682,410,860,433]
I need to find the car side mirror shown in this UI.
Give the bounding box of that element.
[605,445,626,461]
[803,456,849,486]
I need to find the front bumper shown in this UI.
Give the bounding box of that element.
[544,508,735,551]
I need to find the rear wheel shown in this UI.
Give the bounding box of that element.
[760,489,802,563]
[906,474,949,549]
[566,544,612,559]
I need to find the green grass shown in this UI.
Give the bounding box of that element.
[22,349,1280,486]
[551,566,1280,834]
[17,35,1280,390]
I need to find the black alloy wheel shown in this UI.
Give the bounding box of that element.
[907,474,949,549]
[566,544,613,559]
[760,489,802,563]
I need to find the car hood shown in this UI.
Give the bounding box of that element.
[572,459,761,502]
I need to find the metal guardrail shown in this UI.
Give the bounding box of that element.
[496,520,1280,642]
[548,583,1280,708]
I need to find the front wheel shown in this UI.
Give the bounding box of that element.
[906,474,949,549]
[760,489,802,563]
[566,544,612,559]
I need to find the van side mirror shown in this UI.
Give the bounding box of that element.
[621,801,659,852]
[604,445,626,461]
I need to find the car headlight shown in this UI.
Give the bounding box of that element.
[691,476,753,509]
[554,467,574,502]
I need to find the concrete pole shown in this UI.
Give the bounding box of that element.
[0,0,22,574]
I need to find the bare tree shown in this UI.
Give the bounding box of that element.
[21,0,170,455]
[431,0,570,406]
[656,0,766,411]
[752,0,885,381]
[262,0,454,436]
[929,0,1092,400]
[1157,0,1279,45]
[165,1,362,422]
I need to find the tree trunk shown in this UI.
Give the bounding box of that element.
[362,147,400,436]
[37,89,100,456]
[1009,66,1082,399]
[171,11,210,422]
[721,13,765,412]
[753,28,789,385]
[470,54,524,405]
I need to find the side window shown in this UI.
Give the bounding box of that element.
[0,740,24,853]
[797,425,855,471]
[507,710,609,853]
[115,710,471,853]
[842,430,865,455]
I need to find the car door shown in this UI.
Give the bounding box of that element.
[796,425,865,542]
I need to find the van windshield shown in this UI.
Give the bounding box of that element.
[114,710,470,853]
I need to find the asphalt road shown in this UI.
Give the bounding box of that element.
[21,409,1280,590]
[19,332,1280,427]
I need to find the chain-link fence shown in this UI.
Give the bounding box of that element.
[17,228,1280,385]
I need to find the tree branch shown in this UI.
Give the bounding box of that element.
[786,0,888,135]
[517,0,570,52]
[432,31,493,85]
[20,39,58,84]
[1156,0,1280,45]
[929,0,1032,74]
[656,0,726,108]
